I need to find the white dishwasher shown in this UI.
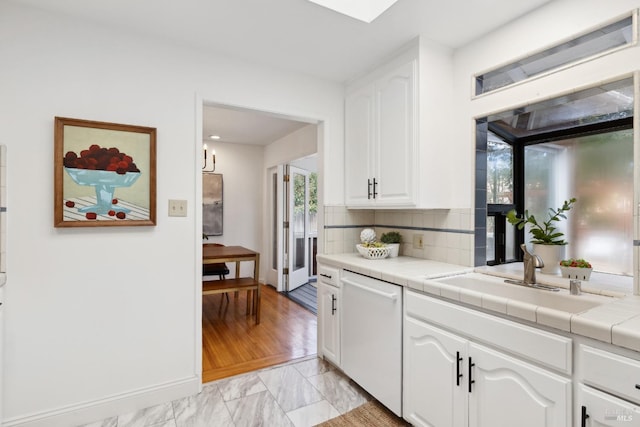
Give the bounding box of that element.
[341,270,402,416]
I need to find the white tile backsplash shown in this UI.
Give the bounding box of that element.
[324,206,474,267]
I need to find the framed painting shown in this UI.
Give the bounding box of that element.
[54,117,157,227]
[203,173,223,236]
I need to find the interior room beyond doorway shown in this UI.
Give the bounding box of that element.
[201,101,320,382]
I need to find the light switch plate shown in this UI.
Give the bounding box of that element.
[168,199,187,217]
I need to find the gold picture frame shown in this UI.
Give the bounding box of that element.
[54,117,157,227]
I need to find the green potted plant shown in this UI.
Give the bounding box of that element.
[380,231,402,258]
[506,198,576,274]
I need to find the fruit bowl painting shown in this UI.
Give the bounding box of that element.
[64,168,141,214]
[54,116,157,228]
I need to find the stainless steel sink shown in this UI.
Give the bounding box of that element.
[432,273,612,314]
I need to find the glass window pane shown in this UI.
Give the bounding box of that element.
[524,129,633,275]
[309,172,317,235]
[506,222,516,262]
[272,172,278,270]
[293,173,306,271]
[486,216,495,262]
[476,15,633,95]
[488,78,633,139]
[487,134,513,204]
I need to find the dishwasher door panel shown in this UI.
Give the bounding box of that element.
[341,271,402,416]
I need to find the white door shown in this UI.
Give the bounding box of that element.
[286,165,310,291]
[404,316,467,427]
[468,342,571,427]
[266,166,284,290]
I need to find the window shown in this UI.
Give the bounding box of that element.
[524,131,634,275]
[475,14,635,95]
[480,78,634,275]
[486,137,516,264]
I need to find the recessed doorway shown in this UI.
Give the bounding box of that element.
[200,101,320,382]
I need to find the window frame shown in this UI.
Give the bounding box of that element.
[473,10,637,98]
[485,117,633,265]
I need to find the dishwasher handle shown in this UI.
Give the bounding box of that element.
[341,277,398,301]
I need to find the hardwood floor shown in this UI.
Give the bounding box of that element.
[202,283,317,383]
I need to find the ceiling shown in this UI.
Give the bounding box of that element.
[203,104,311,146]
[13,0,554,145]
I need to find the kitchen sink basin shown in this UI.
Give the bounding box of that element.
[431,273,613,313]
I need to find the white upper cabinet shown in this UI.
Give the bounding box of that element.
[344,37,454,209]
[344,84,376,206]
[375,60,416,205]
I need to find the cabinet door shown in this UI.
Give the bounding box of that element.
[318,282,340,366]
[404,316,467,427]
[345,85,375,207]
[468,343,571,427]
[374,59,417,206]
[579,384,640,426]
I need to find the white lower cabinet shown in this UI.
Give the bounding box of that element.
[404,291,571,427]
[468,343,570,427]
[578,345,640,426]
[579,384,640,426]
[317,265,340,366]
[318,281,340,366]
[404,316,467,427]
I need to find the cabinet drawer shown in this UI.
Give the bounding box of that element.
[580,345,640,405]
[406,290,572,374]
[318,265,339,287]
[579,384,640,426]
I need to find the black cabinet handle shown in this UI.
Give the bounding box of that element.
[456,351,463,386]
[635,384,640,390]
[372,178,378,199]
[331,294,337,315]
[581,405,590,427]
[320,273,332,279]
[468,357,475,393]
[367,179,372,199]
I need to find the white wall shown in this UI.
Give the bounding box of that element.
[264,124,318,169]
[0,2,343,425]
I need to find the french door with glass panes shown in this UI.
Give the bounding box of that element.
[285,165,310,291]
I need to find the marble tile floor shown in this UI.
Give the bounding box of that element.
[79,356,373,427]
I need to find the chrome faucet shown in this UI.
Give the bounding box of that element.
[521,244,544,285]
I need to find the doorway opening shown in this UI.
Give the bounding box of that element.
[200,101,320,382]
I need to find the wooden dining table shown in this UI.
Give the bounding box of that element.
[202,245,261,324]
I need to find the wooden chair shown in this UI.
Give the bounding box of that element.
[203,243,231,301]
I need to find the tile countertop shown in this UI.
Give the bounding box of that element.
[317,253,473,286]
[317,253,640,354]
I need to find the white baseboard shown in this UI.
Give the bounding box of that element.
[3,375,200,427]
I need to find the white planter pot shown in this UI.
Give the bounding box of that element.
[560,266,592,281]
[386,243,400,258]
[532,243,566,275]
